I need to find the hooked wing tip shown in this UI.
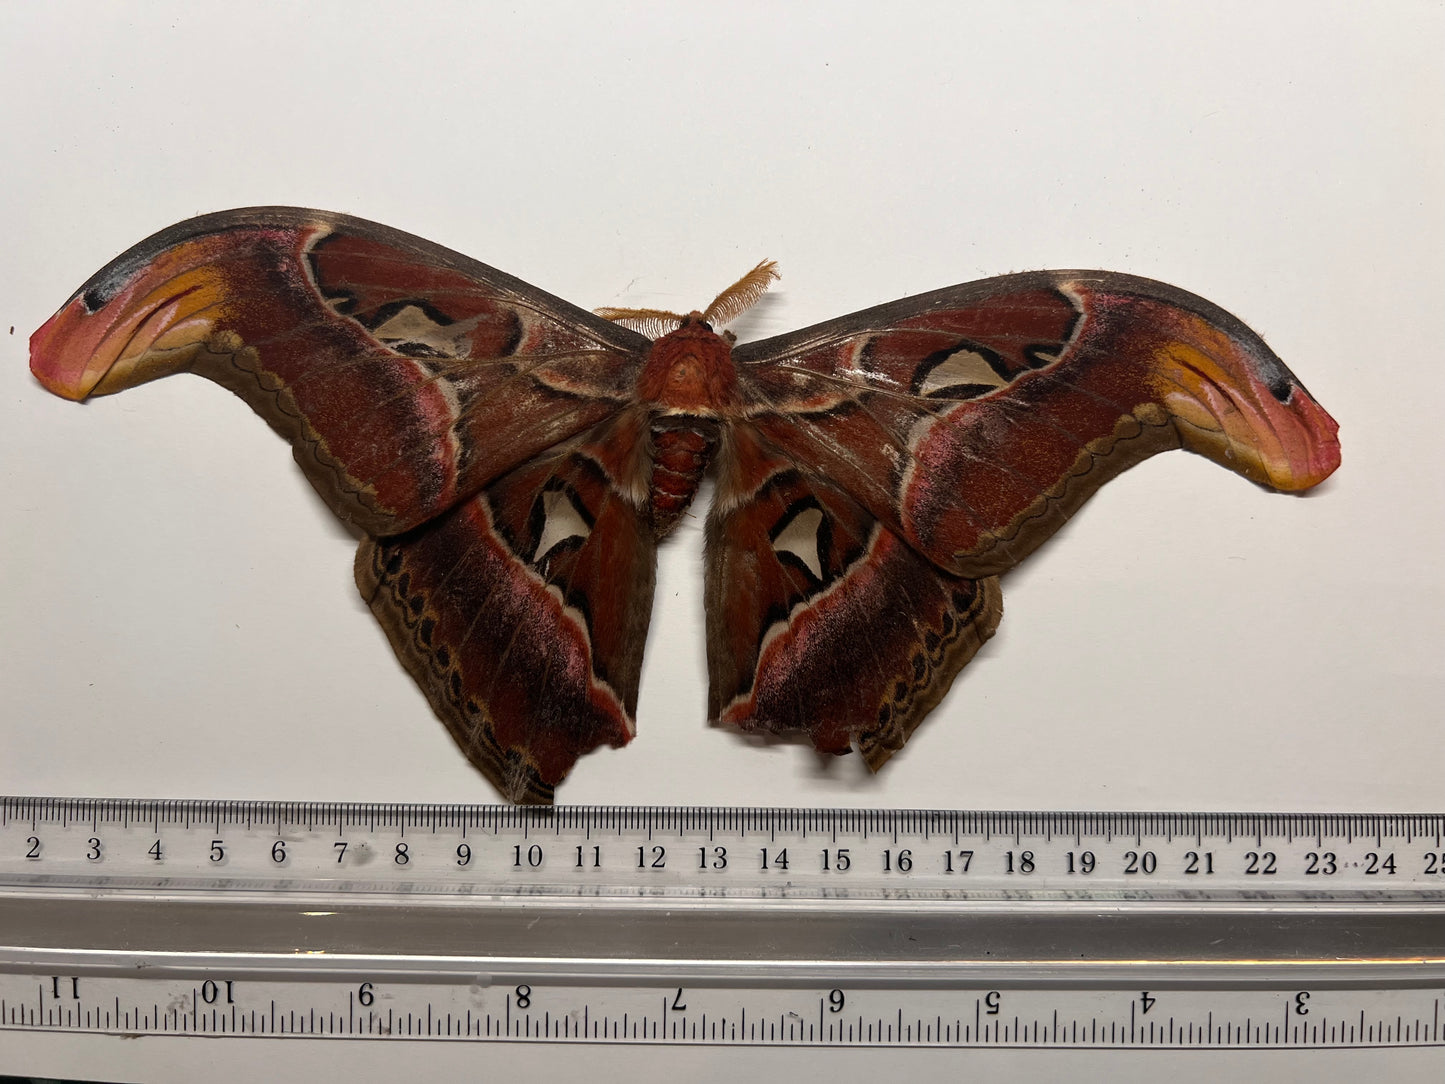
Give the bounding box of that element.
[30,299,98,400]
[1274,383,1341,489]
[31,258,230,402]
[1061,274,1342,495]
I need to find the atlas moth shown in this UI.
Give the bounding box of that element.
[30,208,1341,803]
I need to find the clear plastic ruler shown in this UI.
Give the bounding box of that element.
[1,798,1442,1049]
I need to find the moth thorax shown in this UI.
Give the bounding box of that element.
[648,415,719,538]
[637,318,739,411]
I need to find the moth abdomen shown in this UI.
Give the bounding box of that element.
[648,415,718,538]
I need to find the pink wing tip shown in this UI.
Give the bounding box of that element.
[1280,384,1342,490]
[30,299,99,400]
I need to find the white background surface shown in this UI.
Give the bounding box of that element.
[1,2,1441,1080]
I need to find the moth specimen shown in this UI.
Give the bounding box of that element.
[31,208,1341,802]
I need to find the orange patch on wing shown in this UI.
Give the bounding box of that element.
[1149,324,1340,491]
[31,258,231,400]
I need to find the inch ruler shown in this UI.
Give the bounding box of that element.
[1,798,1442,1050]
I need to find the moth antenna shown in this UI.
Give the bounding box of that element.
[594,306,687,341]
[701,260,780,328]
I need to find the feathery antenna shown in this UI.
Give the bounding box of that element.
[591,306,689,340]
[596,261,780,340]
[702,260,780,328]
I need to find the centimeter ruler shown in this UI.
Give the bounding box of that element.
[1,797,1443,1050]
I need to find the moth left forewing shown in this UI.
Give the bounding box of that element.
[31,208,653,538]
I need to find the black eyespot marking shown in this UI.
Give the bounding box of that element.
[1267,372,1294,402]
[82,285,113,314]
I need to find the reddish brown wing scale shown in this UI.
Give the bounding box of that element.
[30,208,1341,801]
[31,208,656,802]
[707,272,1338,760]
[356,413,657,803]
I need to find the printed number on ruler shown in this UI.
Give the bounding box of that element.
[3,802,1444,897]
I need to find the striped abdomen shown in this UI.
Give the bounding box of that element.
[648,416,718,537]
